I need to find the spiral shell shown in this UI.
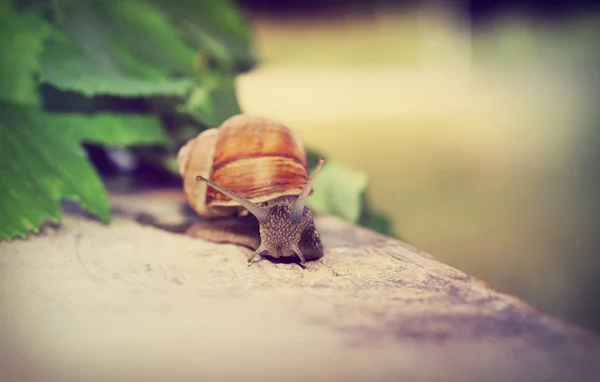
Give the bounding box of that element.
[177,114,309,218]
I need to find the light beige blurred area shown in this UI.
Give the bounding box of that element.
[236,5,600,331]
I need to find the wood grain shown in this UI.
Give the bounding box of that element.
[1,192,599,382]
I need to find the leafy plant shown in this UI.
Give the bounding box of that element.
[0,0,393,242]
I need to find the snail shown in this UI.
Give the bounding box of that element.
[176,114,325,265]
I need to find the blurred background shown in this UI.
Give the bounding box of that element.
[230,0,600,334]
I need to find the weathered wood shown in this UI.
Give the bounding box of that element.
[1,191,599,382]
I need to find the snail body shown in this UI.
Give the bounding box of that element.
[177,114,325,265]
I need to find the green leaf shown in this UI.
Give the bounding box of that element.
[0,2,50,105]
[179,71,242,126]
[96,1,198,75]
[359,199,395,237]
[0,102,171,241]
[39,42,195,97]
[307,148,394,235]
[307,160,369,223]
[38,1,198,97]
[153,0,254,68]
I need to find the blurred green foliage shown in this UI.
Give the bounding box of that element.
[0,0,392,242]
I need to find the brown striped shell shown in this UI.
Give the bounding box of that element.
[177,114,309,218]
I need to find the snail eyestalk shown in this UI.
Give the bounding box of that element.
[196,175,268,221]
[292,158,325,222]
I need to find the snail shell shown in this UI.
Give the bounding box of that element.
[177,114,310,218]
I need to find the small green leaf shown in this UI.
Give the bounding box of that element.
[307,160,369,223]
[0,102,171,241]
[307,149,394,235]
[182,87,215,123]
[359,200,395,237]
[0,2,50,105]
[179,72,242,126]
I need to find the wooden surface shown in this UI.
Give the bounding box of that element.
[1,191,600,382]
